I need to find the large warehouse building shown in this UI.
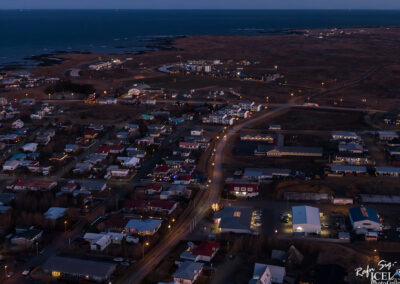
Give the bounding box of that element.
[292,205,321,235]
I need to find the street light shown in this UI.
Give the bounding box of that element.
[64,220,68,233]
[142,241,150,258]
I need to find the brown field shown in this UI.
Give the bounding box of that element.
[3,27,400,109]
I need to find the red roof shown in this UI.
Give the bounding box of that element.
[146,183,162,191]
[96,145,125,154]
[84,129,99,135]
[63,182,77,189]
[192,241,220,257]
[125,200,147,210]
[147,200,177,211]
[153,165,171,174]
[15,179,56,189]
[101,214,129,229]
[178,175,192,181]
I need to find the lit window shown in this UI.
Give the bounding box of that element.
[233,211,241,217]
[52,271,61,277]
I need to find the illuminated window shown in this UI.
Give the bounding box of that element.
[233,211,241,218]
[52,271,61,277]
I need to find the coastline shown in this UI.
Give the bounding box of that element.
[0,35,186,72]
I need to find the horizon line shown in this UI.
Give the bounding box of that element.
[1,8,400,11]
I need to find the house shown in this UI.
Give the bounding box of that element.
[331,131,360,141]
[160,185,189,200]
[180,241,220,262]
[179,141,200,150]
[191,128,204,136]
[147,200,178,215]
[13,179,57,191]
[125,219,163,236]
[240,134,276,143]
[153,165,175,181]
[226,178,259,197]
[3,160,21,171]
[213,206,253,234]
[21,142,38,152]
[126,147,146,158]
[89,60,113,70]
[330,165,367,175]
[378,131,399,141]
[96,145,125,155]
[81,181,107,192]
[169,117,185,124]
[125,123,139,133]
[333,153,371,165]
[173,261,204,284]
[141,114,154,120]
[244,168,291,180]
[375,166,400,177]
[42,256,116,283]
[106,165,130,178]
[357,194,400,204]
[44,207,67,220]
[12,119,24,129]
[117,156,140,168]
[97,214,129,233]
[83,233,112,251]
[292,205,321,235]
[255,146,323,157]
[11,227,42,246]
[349,206,382,234]
[137,136,154,146]
[249,263,286,284]
[84,129,99,139]
[144,183,163,195]
[61,181,78,193]
[338,143,364,153]
[35,134,51,145]
[73,162,92,174]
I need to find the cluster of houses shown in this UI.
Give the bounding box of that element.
[251,132,323,158]
[160,58,283,83]
[88,58,123,71]
[0,70,59,90]
[328,131,400,177]
[289,204,382,242]
[203,101,262,125]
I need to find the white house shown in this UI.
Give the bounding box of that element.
[117,157,140,168]
[331,131,360,141]
[190,128,204,136]
[3,160,21,171]
[292,205,321,234]
[21,142,38,152]
[12,119,24,129]
[83,233,111,251]
[249,263,286,284]
[349,206,382,234]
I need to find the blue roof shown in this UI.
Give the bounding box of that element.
[349,206,380,223]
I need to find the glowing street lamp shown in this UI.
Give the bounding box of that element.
[64,220,68,233]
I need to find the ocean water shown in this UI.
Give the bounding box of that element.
[2,9,400,69]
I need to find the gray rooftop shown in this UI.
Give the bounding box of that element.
[214,206,253,231]
[173,261,204,280]
[42,256,116,280]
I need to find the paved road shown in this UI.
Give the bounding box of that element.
[118,104,292,284]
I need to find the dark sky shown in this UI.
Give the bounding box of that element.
[1,0,400,9]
